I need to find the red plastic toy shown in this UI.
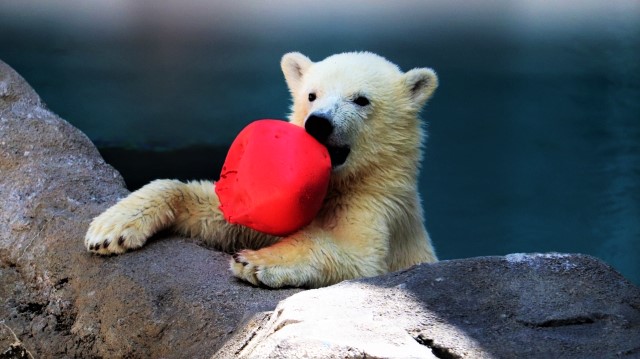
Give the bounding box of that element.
[215,120,331,236]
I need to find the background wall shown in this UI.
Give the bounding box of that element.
[1,0,638,284]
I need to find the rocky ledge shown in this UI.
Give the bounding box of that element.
[1,60,639,359]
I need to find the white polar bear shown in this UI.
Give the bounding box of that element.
[85,52,438,288]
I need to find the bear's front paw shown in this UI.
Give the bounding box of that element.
[85,208,152,255]
[230,252,262,286]
[230,250,310,288]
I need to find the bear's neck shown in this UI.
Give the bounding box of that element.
[329,144,422,197]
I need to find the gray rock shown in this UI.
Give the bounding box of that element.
[221,253,640,358]
[1,322,34,359]
[0,60,301,358]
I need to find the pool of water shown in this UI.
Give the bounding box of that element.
[1,1,638,284]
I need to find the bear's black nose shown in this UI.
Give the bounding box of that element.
[305,114,333,144]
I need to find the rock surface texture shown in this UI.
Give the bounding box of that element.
[220,254,640,358]
[1,60,639,358]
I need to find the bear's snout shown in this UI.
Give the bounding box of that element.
[305,113,350,168]
[305,114,334,144]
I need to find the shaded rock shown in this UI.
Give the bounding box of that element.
[0,60,301,358]
[221,254,640,358]
[1,322,34,359]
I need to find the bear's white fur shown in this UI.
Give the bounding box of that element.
[85,52,438,288]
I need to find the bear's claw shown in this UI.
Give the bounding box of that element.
[232,253,248,266]
[230,252,260,286]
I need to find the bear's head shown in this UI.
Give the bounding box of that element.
[281,52,438,185]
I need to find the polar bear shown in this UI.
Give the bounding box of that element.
[85,52,438,288]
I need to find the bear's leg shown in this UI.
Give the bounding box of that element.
[230,219,389,288]
[85,179,278,255]
[171,180,279,253]
[85,179,197,254]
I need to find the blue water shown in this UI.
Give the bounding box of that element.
[1,1,638,284]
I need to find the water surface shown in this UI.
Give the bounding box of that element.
[1,1,638,284]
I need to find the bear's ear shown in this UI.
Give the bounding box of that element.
[281,52,313,95]
[403,68,438,108]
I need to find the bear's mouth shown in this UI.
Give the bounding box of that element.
[327,145,350,168]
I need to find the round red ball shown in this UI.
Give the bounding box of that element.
[215,120,331,236]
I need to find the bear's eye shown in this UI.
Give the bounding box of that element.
[308,93,316,102]
[353,96,370,107]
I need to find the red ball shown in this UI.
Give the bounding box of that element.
[215,120,331,236]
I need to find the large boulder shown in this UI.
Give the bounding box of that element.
[221,253,640,358]
[0,60,301,358]
[1,60,639,358]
